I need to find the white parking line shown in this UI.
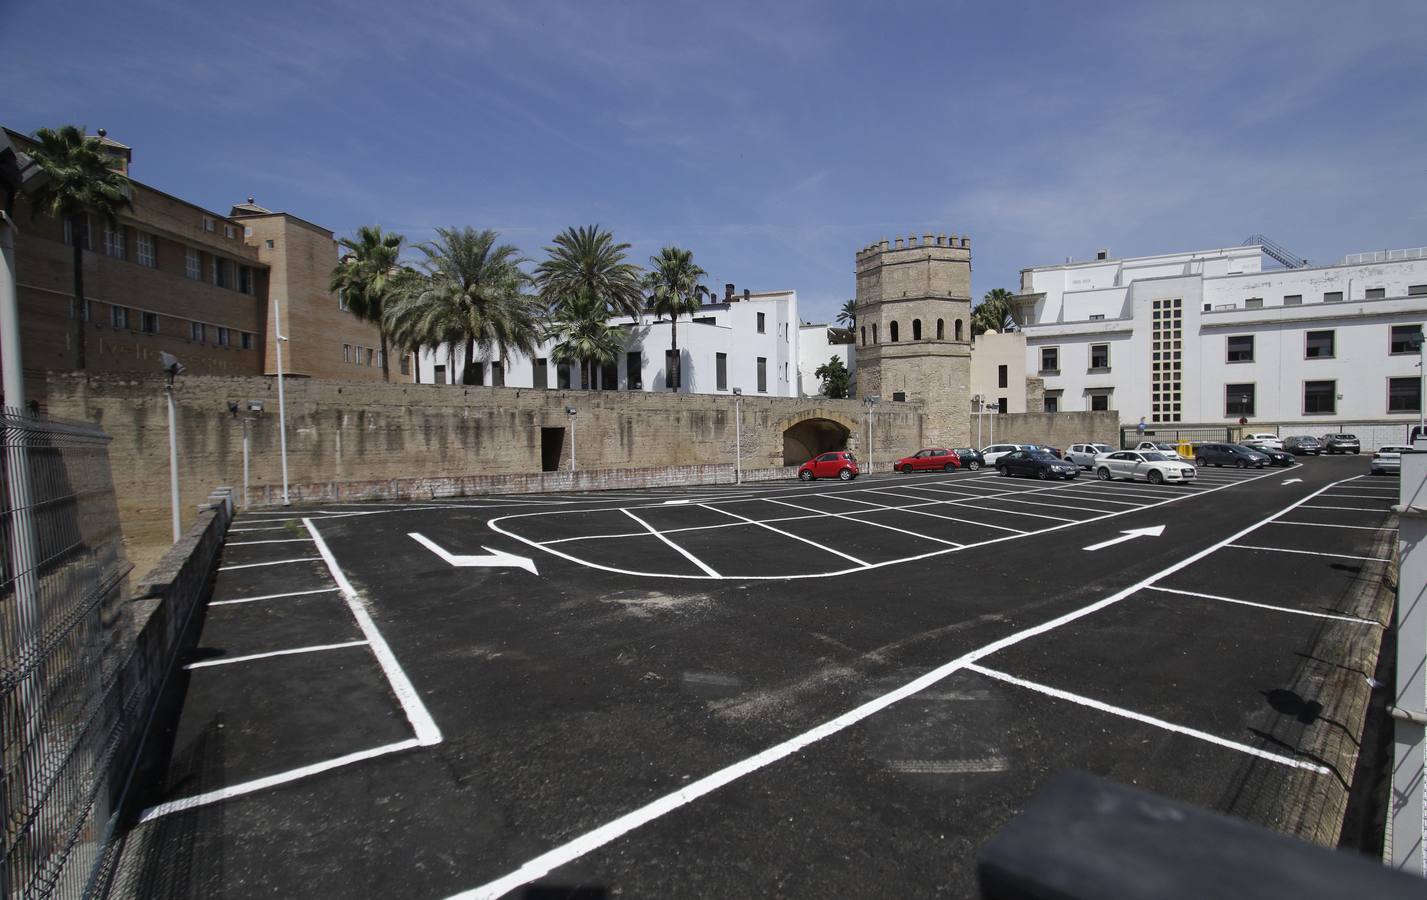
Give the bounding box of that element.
[1318,494,1394,501]
[225,538,315,547]
[702,504,870,566]
[762,497,963,547]
[993,495,1114,515]
[184,640,369,669]
[963,663,1330,773]
[209,587,343,607]
[823,493,1028,534]
[622,509,722,577]
[1301,505,1387,512]
[1268,521,1397,532]
[217,557,322,571]
[228,525,294,533]
[1226,544,1392,563]
[1145,585,1382,624]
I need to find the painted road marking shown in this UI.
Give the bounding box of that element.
[224,538,315,547]
[449,475,1349,899]
[1227,544,1392,563]
[1146,585,1382,624]
[408,533,539,575]
[1269,521,1397,532]
[702,504,870,567]
[1302,505,1387,512]
[209,587,342,607]
[621,509,722,578]
[217,557,322,571]
[963,663,1330,774]
[1282,478,1303,485]
[825,493,1028,533]
[1082,525,1165,552]
[761,497,963,547]
[184,640,369,669]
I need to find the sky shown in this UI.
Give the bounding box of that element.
[4,0,1425,325]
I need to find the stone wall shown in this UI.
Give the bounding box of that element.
[967,410,1121,449]
[45,372,925,571]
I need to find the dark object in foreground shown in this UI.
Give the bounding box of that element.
[978,771,1420,900]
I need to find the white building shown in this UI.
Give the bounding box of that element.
[1011,244,1427,428]
[969,330,1029,414]
[415,287,801,397]
[797,323,856,397]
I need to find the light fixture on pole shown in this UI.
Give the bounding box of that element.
[732,388,743,484]
[230,400,263,507]
[565,406,578,471]
[973,394,983,448]
[864,395,880,473]
[272,296,290,505]
[160,352,185,541]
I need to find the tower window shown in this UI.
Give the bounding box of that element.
[872,324,878,344]
[861,326,866,346]
[912,319,922,340]
[936,319,944,340]
[954,319,963,341]
[890,321,899,342]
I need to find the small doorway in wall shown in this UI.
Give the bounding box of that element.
[540,427,565,472]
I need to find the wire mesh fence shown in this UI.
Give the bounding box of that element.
[1,408,129,900]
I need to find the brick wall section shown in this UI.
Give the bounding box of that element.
[44,373,925,571]
[967,411,1122,449]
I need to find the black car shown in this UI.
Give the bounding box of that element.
[952,447,985,471]
[1320,433,1361,454]
[1261,449,1297,467]
[1283,436,1321,455]
[998,449,1079,480]
[1194,443,1270,468]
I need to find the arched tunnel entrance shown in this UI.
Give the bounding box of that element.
[782,417,851,466]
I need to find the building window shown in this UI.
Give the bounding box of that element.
[63,217,92,249]
[1304,380,1336,415]
[399,354,411,375]
[1323,291,1343,303]
[1389,377,1422,413]
[241,332,254,350]
[1391,324,1423,354]
[860,326,866,345]
[1089,392,1109,412]
[716,352,728,391]
[757,312,765,334]
[626,351,641,390]
[872,324,878,343]
[1225,384,1255,417]
[533,358,548,389]
[955,319,963,341]
[1305,329,1335,359]
[202,216,216,232]
[224,224,237,239]
[1226,335,1254,362]
[1283,294,1302,306]
[238,265,254,294]
[601,360,617,389]
[217,327,230,347]
[136,231,156,267]
[343,343,352,363]
[191,322,205,342]
[434,364,447,384]
[1043,395,1059,413]
[890,321,899,342]
[212,257,231,289]
[265,239,274,249]
[1366,287,1386,300]
[936,319,944,340]
[104,223,126,259]
[1089,314,1105,321]
[1089,343,1110,370]
[1409,285,1427,297]
[757,357,767,393]
[1039,346,1059,374]
[110,305,128,329]
[912,319,922,340]
[140,311,158,334]
[997,364,1008,389]
[1245,297,1262,309]
[185,248,202,280]
[491,360,504,386]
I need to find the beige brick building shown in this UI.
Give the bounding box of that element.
[853,233,973,446]
[2,125,396,407]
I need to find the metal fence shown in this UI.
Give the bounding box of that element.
[1121,421,1419,451]
[2,409,129,899]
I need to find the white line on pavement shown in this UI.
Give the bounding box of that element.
[1145,585,1382,624]
[1226,544,1392,562]
[217,557,321,571]
[224,538,315,547]
[621,509,722,577]
[184,640,368,669]
[761,497,963,547]
[209,587,342,606]
[702,504,870,566]
[1268,521,1398,532]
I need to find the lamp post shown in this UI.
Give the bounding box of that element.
[273,296,290,505]
[864,395,880,473]
[1413,330,1426,440]
[732,388,743,484]
[566,406,578,471]
[973,394,982,448]
[160,352,185,541]
[230,400,264,507]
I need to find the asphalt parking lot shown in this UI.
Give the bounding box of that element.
[113,454,1399,898]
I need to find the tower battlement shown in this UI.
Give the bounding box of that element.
[856,232,971,261]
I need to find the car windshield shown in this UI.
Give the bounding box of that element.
[1335,435,1357,440]
[1094,444,1114,452]
[1153,443,1176,450]
[1141,452,1170,462]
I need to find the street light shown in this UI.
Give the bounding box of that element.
[160,352,185,541]
[230,400,264,507]
[864,395,880,473]
[272,296,290,505]
[732,388,743,484]
[566,406,578,471]
[973,394,983,448]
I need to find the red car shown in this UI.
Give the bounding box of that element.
[895,447,962,473]
[798,450,860,481]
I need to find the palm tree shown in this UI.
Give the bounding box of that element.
[535,225,644,319]
[972,287,1017,335]
[836,299,856,329]
[643,246,707,391]
[26,125,133,370]
[547,290,623,389]
[386,228,541,384]
[331,225,404,382]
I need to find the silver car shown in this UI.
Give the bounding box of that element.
[1066,443,1116,468]
[1372,446,1411,476]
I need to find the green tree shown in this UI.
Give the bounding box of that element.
[535,225,645,319]
[26,125,133,370]
[836,299,856,329]
[972,287,1017,336]
[814,356,851,399]
[331,225,404,382]
[643,246,707,391]
[547,290,623,389]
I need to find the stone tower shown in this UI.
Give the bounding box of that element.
[854,233,973,447]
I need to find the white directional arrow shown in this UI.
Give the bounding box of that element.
[1281,478,1303,485]
[1083,525,1165,552]
[408,532,538,574]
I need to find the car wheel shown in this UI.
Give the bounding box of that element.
[1036,469,1050,480]
[838,468,854,481]
[1147,470,1164,485]
[1195,457,1207,467]
[998,465,1010,477]
[1097,467,1112,481]
[901,463,914,474]
[1352,449,1360,454]
[967,460,981,471]
[799,469,814,482]
[943,463,956,472]
[1236,459,1248,469]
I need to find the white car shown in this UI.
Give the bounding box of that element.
[1094,450,1197,485]
[1066,443,1116,468]
[1240,432,1285,451]
[1134,440,1193,461]
[980,443,1035,466]
[1372,445,1411,476]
